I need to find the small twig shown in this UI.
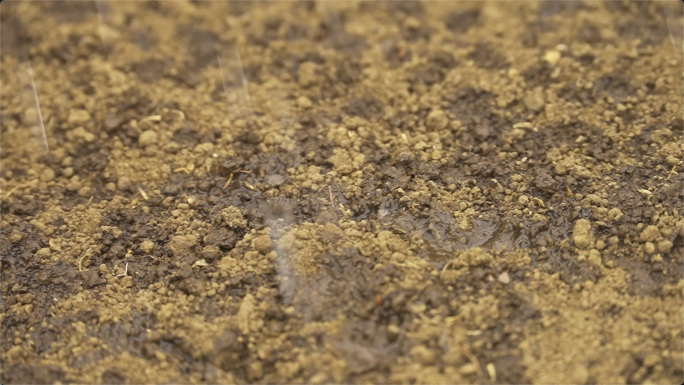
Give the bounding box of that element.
[328,186,335,208]
[2,182,32,200]
[116,262,129,277]
[222,173,234,189]
[464,349,484,378]
[651,161,682,195]
[138,187,149,201]
[243,181,257,191]
[486,363,496,382]
[78,248,92,271]
[222,169,250,189]
[440,259,456,280]
[666,162,682,180]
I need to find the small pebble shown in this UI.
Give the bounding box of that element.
[543,49,561,65]
[431,149,442,161]
[666,155,679,166]
[573,219,594,249]
[68,109,91,125]
[608,208,624,221]
[77,186,91,197]
[296,96,312,109]
[253,235,273,255]
[426,109,449,131]
[22,107,38,124]
[411,345,436,366]
[657,240,673,253]
[297,61,318,87]
[62,167,74,178]
[140,240,155,253]
[201,245,221,261]
[523,87,545,112]
[386,324,400,340]
[459,363,477,375]
[117,176,132,192]
[643,242,656,255]
[588,249,602,267]
[35,248,51,259]
[498,272,511,284]
[138,130,159,147]
[168,235,198,256]
[595,239,606,250]
[9,230,23,243]
[40,168,55,183]
[639,225,660,242]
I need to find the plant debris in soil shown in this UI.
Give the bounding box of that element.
[1,1,683,384]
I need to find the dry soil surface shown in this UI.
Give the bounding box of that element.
[1,1,683,384]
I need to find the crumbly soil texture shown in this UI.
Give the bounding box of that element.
[1,1,683,384]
